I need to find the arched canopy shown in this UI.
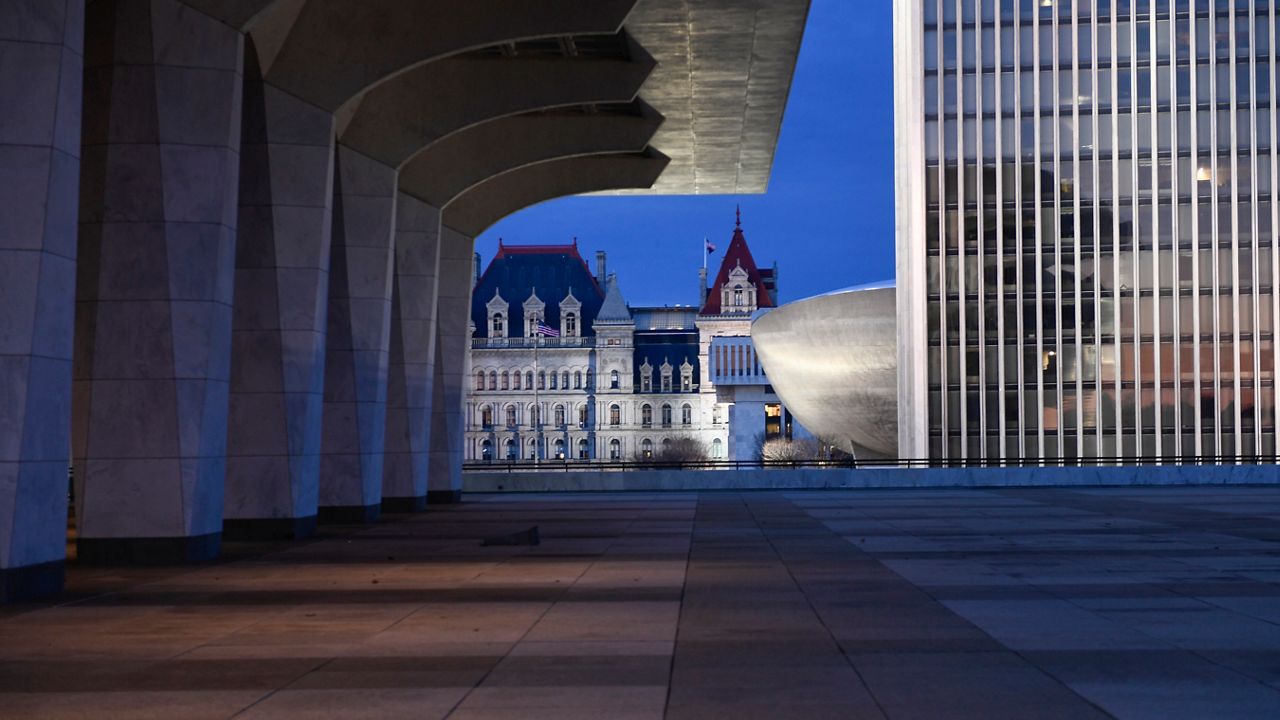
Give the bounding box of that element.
[442,150,670,237]
[255,0,639,111]
[399,103,663,208]
[340,35,655,168]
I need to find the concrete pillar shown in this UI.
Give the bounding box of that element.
[223,44,334,541]
[74,0,243,564]
[319,145,396,522]
[0,0,83,600]
[426,227,475,504]
[382,194,442,512]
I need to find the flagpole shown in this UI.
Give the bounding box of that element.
[533,315,539,467]
[702,236,707,270]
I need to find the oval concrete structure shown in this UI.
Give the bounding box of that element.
[751,285,899,459]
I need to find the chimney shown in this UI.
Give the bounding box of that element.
[698,267,708,306]
[473,252,481,286]
[596,251,607,283]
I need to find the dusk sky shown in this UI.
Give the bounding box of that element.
[475,0,896,307]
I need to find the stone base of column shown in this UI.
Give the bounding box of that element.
[318,504,381,524]
[382,496,428,513]
[0,560,65,603]
[223,516,318,542]
[77,534,221,565]
[427,490,463,505]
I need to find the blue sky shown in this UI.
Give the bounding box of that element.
[475,0,895,307]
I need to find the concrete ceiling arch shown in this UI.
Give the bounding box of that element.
[399,103,664,209]
[249,0,639,112]
[339,37,655,169]
[442,150,670,238]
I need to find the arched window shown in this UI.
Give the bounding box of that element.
[480,439,493,461]
[562,371,569,388]
[734,288,743,306]
[641,404,653,427]
[682,404,692,426]
[575,371,583,389]
[549,372,557,390]
[661,403,672,428]
[565,312,577,336]
[553,439,565,459]
[488,371,498,391]
[586,370,594,388]
[554,404,565,426]
[662,438,672,452]
[528,404,541,426]
[711,438,724,458]
[475,371,485,391]
[578,404,589,427]
[492,312,505,337]
[480,405,493,428]
[528,437,539,459]
[578,438,590,459]
[504,438,517,459]
[526,371,534,389]
[610,370,620,389]
[500,371,509,390]
[505,404,517,427]
[609,438,621,459]
[512,372,521,390]
[538,371,546,389]
[609,404,621,426]
[641,439,653,458]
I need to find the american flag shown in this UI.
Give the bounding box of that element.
[536,323,560,337]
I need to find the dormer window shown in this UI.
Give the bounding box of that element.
[660,360,673,393]
[486,289,509,338]
[523,288,546,337]
[560,289,583,338]
[680,360,694,392]
[720,264,757,313]
[640,361,653,393]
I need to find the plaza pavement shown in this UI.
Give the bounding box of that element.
[3,487,1280,718]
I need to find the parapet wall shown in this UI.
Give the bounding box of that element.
[464,465,1280,493]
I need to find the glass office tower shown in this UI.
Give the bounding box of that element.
[895,0,1277,461]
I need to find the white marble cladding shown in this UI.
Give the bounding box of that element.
[318,144,397,511]
[383,194,443,503]
[225,51,336,525]
[0,0,83,569]
[74,0,243,540]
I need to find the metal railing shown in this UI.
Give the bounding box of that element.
[471,337,601,349]
[465,454,1280,473]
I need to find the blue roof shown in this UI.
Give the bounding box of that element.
[471,245,605,337]
[632,332,700,394]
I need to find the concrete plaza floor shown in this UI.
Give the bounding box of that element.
[4,488,1280,719]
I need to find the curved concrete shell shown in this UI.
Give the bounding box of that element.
[443,151,670,237]
[401,104,664,208]
[751,286,899,459]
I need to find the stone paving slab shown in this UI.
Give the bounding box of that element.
[4,488,1280,717]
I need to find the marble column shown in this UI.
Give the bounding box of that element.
[0,0,83,600]
[382,194,442,512]
[318,145,396,523]
[426,227,475,504]
[74,0,243,564]
[223,44,334,541]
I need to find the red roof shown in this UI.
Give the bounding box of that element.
[699,215,774,315]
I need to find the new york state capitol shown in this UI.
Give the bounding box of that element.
[464,215,809,463]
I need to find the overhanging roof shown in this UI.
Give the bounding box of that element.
[616,0,811,195]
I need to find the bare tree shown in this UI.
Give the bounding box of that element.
[658,436,709,464]
[761,438,821,463]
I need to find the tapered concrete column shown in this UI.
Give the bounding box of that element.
[0,1,83,601]
[426,227,475,504]
[382,194,442,512]
[224,45,334,541]
[74,0,243,564]
[319,145,396,523]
